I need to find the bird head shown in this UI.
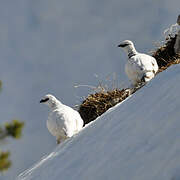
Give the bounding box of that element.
[118,40,136,54]
[40,94,60,108]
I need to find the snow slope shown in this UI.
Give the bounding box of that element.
[17,65,180,180]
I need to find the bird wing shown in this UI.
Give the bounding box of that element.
[47,110,66,137]
[127,56,145,77]
[130,54,158,73]
[55,105,83,137]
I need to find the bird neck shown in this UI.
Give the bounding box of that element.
[124,45,137,58]
[128,47,137,58]
[48,100,63,110]
[128,50,137,58]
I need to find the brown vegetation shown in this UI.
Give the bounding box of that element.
[78,34,180,125]
[152,35,180,73]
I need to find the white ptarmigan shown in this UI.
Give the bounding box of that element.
[118,40,159,86]
[40,94,84,144]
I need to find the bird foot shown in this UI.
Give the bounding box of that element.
[141,75,146,83]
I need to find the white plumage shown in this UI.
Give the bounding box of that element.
[40,94,84,144]
[118,40,159,86]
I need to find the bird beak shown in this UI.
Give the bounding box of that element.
[40,98,49,103]
[40,99,44,103]
[118,44,126,48]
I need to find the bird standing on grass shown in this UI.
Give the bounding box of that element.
[118,40,158,87]
[40,94,84,144]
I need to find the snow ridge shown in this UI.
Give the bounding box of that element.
[17,65,180,180]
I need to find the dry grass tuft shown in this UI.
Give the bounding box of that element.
[79,88,134,125]
[152,35,180,73]
[78,33,180,125]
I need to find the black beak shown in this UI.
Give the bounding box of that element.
[40,99,44,103]
[118,44,127,48]
[40,98,49,103]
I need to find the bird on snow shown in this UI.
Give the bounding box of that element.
[40,94,84,144]
[118,40,159,87]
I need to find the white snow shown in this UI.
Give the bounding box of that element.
[17,65,180,180]
[118,40,158,86]
[40,94,83,144]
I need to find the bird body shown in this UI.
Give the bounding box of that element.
[125,53,158,84]
[40,94,84,144]
[118,40,158,86]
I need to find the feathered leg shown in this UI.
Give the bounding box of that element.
[56,138,61,144]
